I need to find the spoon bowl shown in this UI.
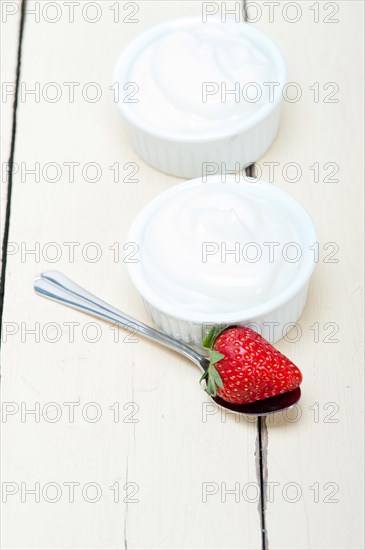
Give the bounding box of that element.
[34,271,301,417]
[212,388,301,416]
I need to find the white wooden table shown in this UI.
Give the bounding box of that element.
[1,1,364,549]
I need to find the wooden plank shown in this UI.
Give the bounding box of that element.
[250,1,364,548]
[0,0,22,257]
[1,2,261,549]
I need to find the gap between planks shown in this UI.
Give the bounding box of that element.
[1,4,270,550]
[0,0,26,339]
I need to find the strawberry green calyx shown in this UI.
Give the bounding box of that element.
[202,326,227,349]
[202,326,217,349]
[200,327,226,397]
[199,350,225,396]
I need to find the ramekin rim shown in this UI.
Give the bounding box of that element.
[126,176,318,324]
[112,16,288,143]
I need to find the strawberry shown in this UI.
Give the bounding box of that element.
[200,326,302,404]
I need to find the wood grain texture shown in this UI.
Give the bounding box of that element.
[0,0,21,259]
[252,1,364,548]
[1,1,363,550]
[1,2,260,549]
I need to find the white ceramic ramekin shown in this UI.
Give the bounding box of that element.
[126,176,317,346]
[113,17,287,179]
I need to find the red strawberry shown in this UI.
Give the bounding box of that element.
[200,326,302,405]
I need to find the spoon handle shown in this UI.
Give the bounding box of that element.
[34,271,205,369]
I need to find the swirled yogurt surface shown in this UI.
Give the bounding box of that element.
[137,183,303,315]
[127,21,276,135]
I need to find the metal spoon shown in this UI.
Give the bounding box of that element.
[34,271,301,417]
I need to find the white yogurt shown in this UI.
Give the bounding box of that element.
[138,183,302,314]
[128,22,276,135]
